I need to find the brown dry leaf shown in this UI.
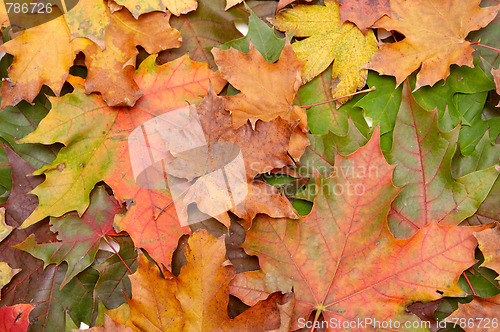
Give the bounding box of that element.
[448,295,500,331]
[83,8,182,106]
[165,88,299,225]
[0,16,91,108]
[111,231,291,331]
[493,67,500,107]
[366,0,500,89]
[475,223,500,279]
[212,42,308,132]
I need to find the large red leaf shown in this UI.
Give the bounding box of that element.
[231,129,488,330]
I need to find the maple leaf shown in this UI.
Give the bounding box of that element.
[366,0,500,89]
[169,88,299,225]
[494,67,500,106]
[295,68,369,136]
[0,303,33,331]
[468,0,500,76]
[452,132,500,226]
[0,207,13,242]
[109,230,290,331]
[220,4,286,64]
[14,186,120,289]
[448,294,500,330]
[0,262,19,295]
[355,63,496,154]
[212,42,307,130]
[64,0,110,49]
[269,0,378,102]
[82,7,182,106]
[475,224,500,280]
[73,315,133,331]
[276,0,312,12]
[20,55,225,269]
[0,147,96,330]
[93,236,137,310]
[231,128,490,330]
[114,0,198,17]
[0,16,91,108]
[337,0,390,33]
[386,83,498,238]
[158,0,244,67]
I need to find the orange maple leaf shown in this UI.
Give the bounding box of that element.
[366,0,500,89]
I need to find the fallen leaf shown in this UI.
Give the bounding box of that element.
[93,236,137,310]
[276,0,312,12]
[14,186,121,289]
[493,67,500,106]
[115,0,198,17]
[212,42,307,130]
[83,8,182,106]
[0,138,98,330]
[386,82,498,238]
[366,0,500,89]
[122,254,184,331]
[64,0,110,49]
[338,0,390,33]
[234,128,489,329]
[73,315,133,331]
[448,294,500,331]
[452,132,500,226]
[0,207,13,242]
[158,0,244,67]
[406,299,444,332]
[220,4,286,63]
[173,88,299,225]
[0,16,91,108]
[475,224,500,280]
[269,0,378,102]
[295,67,368,136]
[20,55,225,270]
[0,262,19,296]
[0,304,33,332]
[226,0,244,10]
[111,231,290,331]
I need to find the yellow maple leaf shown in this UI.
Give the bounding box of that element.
[113,0,198,18]
[269,0,377,102]
[0,16,91,108]
[366,0,500,89]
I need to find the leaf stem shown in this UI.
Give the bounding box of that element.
[104,236,133,274]
[462,271,477,296]
[299,87,376,109]
[471,42,500,53]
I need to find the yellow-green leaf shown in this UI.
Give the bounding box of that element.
[269,0,377,102]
